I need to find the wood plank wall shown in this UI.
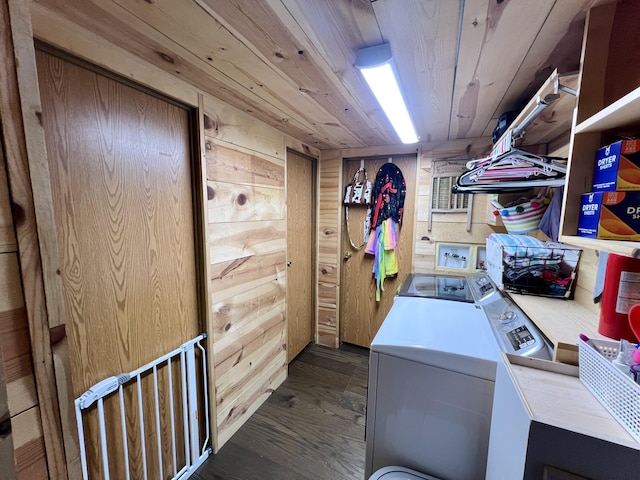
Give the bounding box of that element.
[316,150,342,348]
[316,138,498,347]
[413,140,503,272]
[15,0,320,466]
[202,94,289,450]
[1,1,66,477]
[0,134,47,480]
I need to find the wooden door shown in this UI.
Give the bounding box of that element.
[340,155,417,347]
[286,150,315,362]
[36,49,200,478]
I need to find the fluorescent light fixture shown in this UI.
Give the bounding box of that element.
[355,43,418,144]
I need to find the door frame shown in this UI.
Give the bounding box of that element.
[285,148,318,361]
[2,31,211,477]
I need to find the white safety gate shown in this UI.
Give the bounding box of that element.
[74,334,211,480]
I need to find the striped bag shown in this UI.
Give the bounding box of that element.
[491,189,550,234]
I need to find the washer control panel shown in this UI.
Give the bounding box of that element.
[468,271,501,305]
[481,296,552,360]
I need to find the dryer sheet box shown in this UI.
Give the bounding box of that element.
[593,139,640,191]
[577,191,640,241]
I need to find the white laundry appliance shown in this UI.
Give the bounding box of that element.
[364,271,551,480]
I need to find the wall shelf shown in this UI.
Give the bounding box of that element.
[559,1,640,255]
[559,234,640,259]
[575,85,640,134]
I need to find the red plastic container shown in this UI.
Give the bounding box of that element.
[598,253,640,342]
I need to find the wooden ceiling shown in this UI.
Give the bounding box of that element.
[32,0,607,150]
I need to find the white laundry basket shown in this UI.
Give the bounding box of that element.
[369,466,441,480]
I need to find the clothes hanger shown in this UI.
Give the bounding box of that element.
[452,148,567,194]
[464,148,566,174]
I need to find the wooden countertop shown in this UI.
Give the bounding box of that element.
[504,354,640,450]
[503,292,640,450]
[508,292,602,352]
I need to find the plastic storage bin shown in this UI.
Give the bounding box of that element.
[578,338,640,442]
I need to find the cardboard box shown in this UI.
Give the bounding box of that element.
[593,139,640,191]
[577,191,640,240]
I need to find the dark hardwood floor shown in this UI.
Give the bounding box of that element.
[193,343,370,480]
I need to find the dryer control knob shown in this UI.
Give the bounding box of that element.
[499,311,516,323]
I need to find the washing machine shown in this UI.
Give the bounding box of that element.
[369,465,440,479]
[364,272,551,479]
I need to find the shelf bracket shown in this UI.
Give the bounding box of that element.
[510,93,560,142]
[498,74,578,154]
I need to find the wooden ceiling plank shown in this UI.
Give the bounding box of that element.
[106,0,370,145]
[31,0,325,147]
[108,0,370,147]
[450,0,556,140]
[199,0,397,145]
[33,0,347,149]
[29,2,201,105]
[446,0,490,141]
[488,0,596,134]
[373,0,460,143]
[32,0,599,150]
[263,0,394,139]
[275,0,396,143]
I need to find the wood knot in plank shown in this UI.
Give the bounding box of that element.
[207,186,214,200]
[203,114,216,131]
[10,202,25,226]
[236,193,247,206]
[233,350,243,366]
[156,51,174,64]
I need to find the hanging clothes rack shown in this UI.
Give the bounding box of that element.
[453,70,578,194]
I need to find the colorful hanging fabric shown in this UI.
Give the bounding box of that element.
[365,218,399,301]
